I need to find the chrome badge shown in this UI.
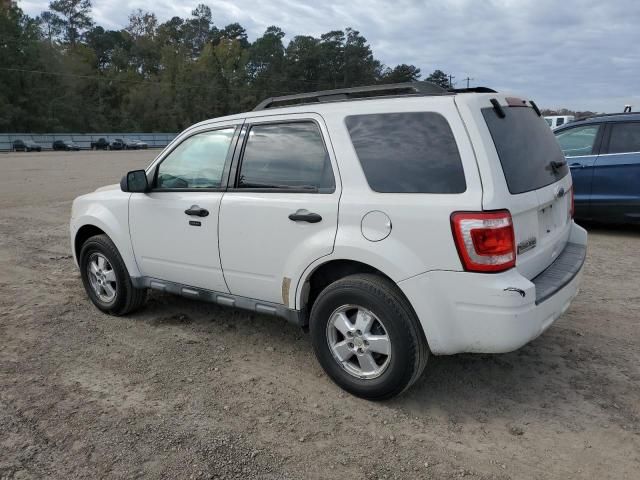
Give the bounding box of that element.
[517,237,537,255]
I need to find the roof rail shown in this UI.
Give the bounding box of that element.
[253,81,448,111]
[449,87,497,93]
[583,111,637,120]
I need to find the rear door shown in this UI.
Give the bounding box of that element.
[457,95,573,280]
[554,122,604,219]
[591,121,640,222]
[218,114,340,305]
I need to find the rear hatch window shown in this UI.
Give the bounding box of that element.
[482,107,568,194]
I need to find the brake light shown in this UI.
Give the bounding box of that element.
[451,211,516,273]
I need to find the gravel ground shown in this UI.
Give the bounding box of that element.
[1,150,639,479]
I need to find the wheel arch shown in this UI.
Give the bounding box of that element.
[296,258,403,320]
[74,224,107,263]
[72,214,141,279]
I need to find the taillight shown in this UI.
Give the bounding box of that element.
[451,210,516,273]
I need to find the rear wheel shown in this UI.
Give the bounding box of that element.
[79,234,146,315]
[309,273,428,400]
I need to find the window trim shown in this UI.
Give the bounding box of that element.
[601,121,640,156]
[555,122,605,157]
[227,118,336,194]
[149,125,241,193]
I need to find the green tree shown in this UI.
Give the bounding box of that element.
[38,10,63,44]
[1,4,456,133]
[426,69,451,89]
[49,0,93,45]
[381,64,421,83]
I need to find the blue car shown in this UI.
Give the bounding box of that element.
[554,112,640,224]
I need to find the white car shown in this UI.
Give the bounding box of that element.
[70,83,587,399]
[545,115,575,129]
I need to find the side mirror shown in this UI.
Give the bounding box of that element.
[120,169,149,193]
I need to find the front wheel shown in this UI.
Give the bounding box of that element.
[309,274,428,400]
[79,234,146,316]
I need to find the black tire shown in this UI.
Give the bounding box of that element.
[79,234,147,316]
[309,273,429,400]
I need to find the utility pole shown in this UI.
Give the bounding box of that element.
[462,76,474,89]
[448,74,455,89]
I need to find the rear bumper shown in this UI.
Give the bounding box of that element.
[398,222,587,355]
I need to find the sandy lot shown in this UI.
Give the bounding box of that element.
[0,150,639,479]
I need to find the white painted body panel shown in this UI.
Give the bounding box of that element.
[70,187,140,277]
[70,91,587,356]
[455,94,573,280]
[219,113,341,305]
[128,191,228,292]
[399,222,587,354]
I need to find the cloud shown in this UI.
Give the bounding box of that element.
[21,0,640,112]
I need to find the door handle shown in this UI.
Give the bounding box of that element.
[184,205,209,217]
[569,162,584,169]
[288,210,322,223]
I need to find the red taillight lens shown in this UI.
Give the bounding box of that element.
[451,210,516,273]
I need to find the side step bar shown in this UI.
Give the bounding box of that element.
[130,276,305,326]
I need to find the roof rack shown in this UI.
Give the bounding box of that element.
[449,87,497,93]
[583,111,637,120]
[253,81,448,111]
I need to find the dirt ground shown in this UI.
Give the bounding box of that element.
[0,150,639,480]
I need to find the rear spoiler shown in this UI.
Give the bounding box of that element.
[490,97,542,118]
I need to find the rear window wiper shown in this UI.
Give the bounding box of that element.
[549,160,567,172]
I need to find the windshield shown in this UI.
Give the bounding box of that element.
[482,106,569,194]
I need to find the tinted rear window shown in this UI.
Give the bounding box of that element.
[345,112,466,193]
[238,122,335,191]
[482,106,568,194]
[608,122,640,154]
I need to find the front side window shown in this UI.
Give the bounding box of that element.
[555,125,600,157]
[345,112,466,193]
[556,117,565,126]
[238,122,335,192]
[156,128,235,189]
[608,122,640,154]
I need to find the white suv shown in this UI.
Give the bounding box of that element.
[70,83,587,399]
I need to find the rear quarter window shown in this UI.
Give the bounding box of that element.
[345,112,466,193]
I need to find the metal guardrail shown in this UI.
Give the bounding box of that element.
[0,133,177,152]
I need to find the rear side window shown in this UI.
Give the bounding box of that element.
[482,106,568,194]
[555,125,600,157]
[345,112,466,193]
[608,122,640,154]
[238,122,335,192]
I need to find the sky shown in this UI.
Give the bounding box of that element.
[20,0,640,113]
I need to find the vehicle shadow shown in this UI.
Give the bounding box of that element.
[577,220,640,236]
[388,324,636,432]
[137,282,634,430]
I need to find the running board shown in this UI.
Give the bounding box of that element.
[130,277,304,326]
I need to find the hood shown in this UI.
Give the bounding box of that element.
[95,183,120,192]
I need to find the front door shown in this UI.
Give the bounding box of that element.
[555,123,603,220]
[218,115,340,305]
[129,124,240,292]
